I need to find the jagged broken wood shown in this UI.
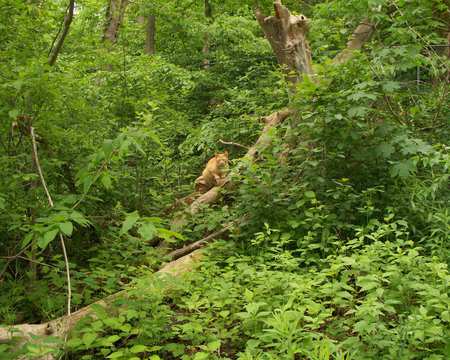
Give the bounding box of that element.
[255,0,313,84]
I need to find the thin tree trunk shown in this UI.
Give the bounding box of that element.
[103,0,129,44]
[48,0,75,66]
[202,0,213,68]
[145,15,156,55]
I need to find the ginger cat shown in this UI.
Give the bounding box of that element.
[195,151,229,193]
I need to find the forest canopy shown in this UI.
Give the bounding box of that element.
[0,0,449,359]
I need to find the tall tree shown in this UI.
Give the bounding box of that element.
[145,15,156,55]
[202,0,213,68]
[103,0,129,43]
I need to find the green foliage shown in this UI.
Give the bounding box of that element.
[0,0,448,359]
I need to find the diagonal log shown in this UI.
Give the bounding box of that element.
[333,19,375,64]
[189,109,295,214]
[0,250,204,345]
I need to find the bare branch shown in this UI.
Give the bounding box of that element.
[30,127,72,317]
[219,139,249,150]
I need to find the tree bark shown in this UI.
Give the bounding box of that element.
[202,0,213,69]
[48,0,75,66]
[255,0,313,84]
[0,250,204,347]
[187,6,375,212]
[103,0,129,44]
[333,19,375,64]
[189,109,295,214]
[145,15,156,55]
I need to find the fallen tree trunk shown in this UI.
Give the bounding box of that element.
[333,19,375,64]
[3,0,375,349]
[0,250,204,345]
[189,108,295,214]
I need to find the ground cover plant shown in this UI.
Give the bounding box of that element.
[0,0,448,359]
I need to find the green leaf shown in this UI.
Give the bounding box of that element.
[21,233,34,248]
[100,173,112,189]
[91,304,108,319]
[101,335,120,347]
[8,109,19,119]
[37,229,59,249]
[390,160,416,178]
[121,211,139,235]
[382,81,401,92]
[193,352,209,360]
[102,140,114,158]
[304,191,315,199]
[59,222,73,236]
[206,340,221,352]
[348,106,368,118]
[376,143,395,158]
[130,345,148,353]
[137,223,156,241]
[107,351,124,359]
[82,333,97,347]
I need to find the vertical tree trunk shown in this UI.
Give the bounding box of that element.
[103,0,129,44]
[255,0,313,84]
[145,15,156,55]
[202,0,213,69]
[48,0,75,66]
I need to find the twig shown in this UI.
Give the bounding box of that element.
[219,139,249,150]
[1,255,60,270]
[168,217,248,260]
[0,243,32,281]
[30,126,72,317]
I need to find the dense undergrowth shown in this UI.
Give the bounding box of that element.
[0,0,449,359]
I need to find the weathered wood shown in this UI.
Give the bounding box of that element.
[0,250,203,348]
[333,19,375,64]
[145,15,156,55]
[255,1,313,84]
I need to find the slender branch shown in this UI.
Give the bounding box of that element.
[168,224,232,260]
[30,127,72,317]
[0,243,32,281]
[219,139,249,150]
[48,0,75,66]
[1,255,60,270]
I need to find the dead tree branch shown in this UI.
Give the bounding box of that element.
[333,19,375,64]
[255,1,313,84]
[219,139,249,150]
